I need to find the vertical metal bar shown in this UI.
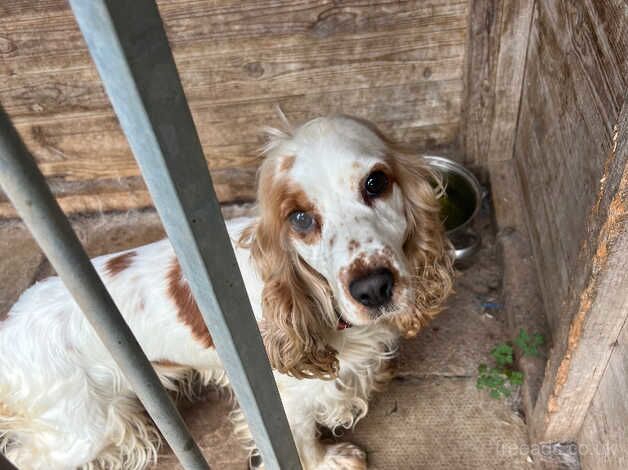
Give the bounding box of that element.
[0,452,19,470]
[0,108,209,470]
[67,1,302,469]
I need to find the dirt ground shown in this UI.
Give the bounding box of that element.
[0,204,535,469]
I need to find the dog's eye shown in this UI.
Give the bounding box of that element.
[364,170,389,198]
[289,211,315,233]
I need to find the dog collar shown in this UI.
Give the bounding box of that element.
[337,316,352,330]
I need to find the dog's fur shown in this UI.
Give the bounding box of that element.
[0,116,453,469]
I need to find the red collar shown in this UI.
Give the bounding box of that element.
[337,317,352,330]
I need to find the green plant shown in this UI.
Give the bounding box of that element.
[476,330,544,399]
[514,329,544,357]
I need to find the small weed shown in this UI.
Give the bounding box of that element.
[491,343,514,366]
[477,330,545,399]
[514,329,545,357]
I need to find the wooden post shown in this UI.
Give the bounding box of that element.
[462,0,534,165]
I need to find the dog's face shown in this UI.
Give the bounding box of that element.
[243,116,453,378]
[276,124,410,327]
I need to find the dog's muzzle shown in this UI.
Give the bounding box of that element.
[348,267,394,310]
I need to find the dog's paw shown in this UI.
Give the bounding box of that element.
[318,442,367,470]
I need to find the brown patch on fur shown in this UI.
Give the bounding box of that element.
[0,400,16,418]
[278,155,296,172]
[329,234,337,248]
[373,353,398,391]
[254,161,323,245]
[348,239,360,252]
[105,251,136,277]
[282,189,322,244]
[152,359,187,368]
[384,142,454,337]
[166,259,214,348]
[341,252,398,288]
[238,156,338,379]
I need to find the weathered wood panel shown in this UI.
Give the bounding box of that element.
[514,0,627,334]
[0,0,468,217]
[578,321,628,469]
[531,113,627,441]
[513,0,628,442]
[461,0,534,165]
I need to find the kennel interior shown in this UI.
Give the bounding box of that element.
[0,1,626,469]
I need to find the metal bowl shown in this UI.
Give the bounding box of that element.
[424,155,484,261]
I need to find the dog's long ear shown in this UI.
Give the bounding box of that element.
[239,159,338,380]
[389,146,454,337]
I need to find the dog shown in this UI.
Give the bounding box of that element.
[0,115,453,469]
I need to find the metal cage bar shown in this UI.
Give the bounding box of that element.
[0,108,209,469]
[68,1,302,469]
[0,452,18,470]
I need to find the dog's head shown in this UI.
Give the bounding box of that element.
[241,115,453,379]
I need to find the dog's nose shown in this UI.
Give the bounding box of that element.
[349,268,394,308]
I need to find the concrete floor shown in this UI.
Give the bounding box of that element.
[0,204,535,469]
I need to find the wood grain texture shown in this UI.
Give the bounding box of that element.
[0,166,258,218]
[514,0,628,443]
[0,0,468,217]
[461,0,534,165]
[578,321,628,470]
[514,0,627,334]
[486,0,534,163]
[531,124,627,441]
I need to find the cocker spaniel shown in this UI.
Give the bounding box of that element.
[0,115,453,469]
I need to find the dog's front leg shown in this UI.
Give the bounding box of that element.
[235,379,367,470]
[280,380,368,470]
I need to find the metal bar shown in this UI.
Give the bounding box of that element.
[0,452,19,470]
[67,1,302,469]
[0,108,209,470]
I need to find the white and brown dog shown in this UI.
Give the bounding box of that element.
[0,115,453,469]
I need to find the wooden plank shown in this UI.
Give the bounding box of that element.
[1,0,468,120]
[514,0,628,332]
[1,1,467,58]
[460,0,503,165]
[462,0,534,165]
[6,79,462,182]
[0,166,258,218]
[0,0,468,217]
[512,0,628,442]
[1,34,466,119]
[578,321,628,469]
[486,0,535,162]
[530,95,628,442]
[0,190,153,219]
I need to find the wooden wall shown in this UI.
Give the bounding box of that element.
[574,98,627,469]
[512,0,628,452]
[0,0,468,218]
[578,314,628,469]
[514,0,626,334]
[462,0,533,167]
